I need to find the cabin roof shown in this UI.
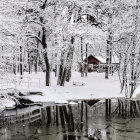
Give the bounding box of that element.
[84,55,119,64]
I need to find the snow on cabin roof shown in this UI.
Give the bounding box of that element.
[96,55,119,64]
[84,55,119,64]
[95,56,106,63]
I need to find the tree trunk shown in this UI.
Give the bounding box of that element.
[39,2,50,86]
[55,53,57,77]
[81,37,84,77]
[60,37,74,86]
[60,67,67,86]
[57,50,65,85]
[42,27,50,86]
[28,51,31,74]
[13,56,17,75]
[105,40,109,79]
[130,0,139,97]
[109,45,112,75]
[66,68,71,82]
[44,52,50,86]
[20,46,23,77]
[105,13,112,79]
[35,39,39,74]
[60,54,71,86]
[85,43,88,77]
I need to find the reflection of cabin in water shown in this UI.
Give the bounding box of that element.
[79,55,119,73]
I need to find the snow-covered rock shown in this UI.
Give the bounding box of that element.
[0,96,16,109]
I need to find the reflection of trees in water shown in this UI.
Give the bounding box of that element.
[68,105,74,131]
[58,102,103,140]
[47,106,51,125]
[58,105,75,131]
[63,135,81,140]
[2,103,140,140]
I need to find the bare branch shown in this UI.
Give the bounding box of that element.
[25,34,42,44]
[28,20,44,27]
[112,38,126,43]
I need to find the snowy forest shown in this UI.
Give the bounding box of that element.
[0,0,140,99]
[1,1,140,140]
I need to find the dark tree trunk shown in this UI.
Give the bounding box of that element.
[109,48,112,75]
[55,53,57,77]
[60,45,74,86]
[20,46,23,77]
[66,68,71,82]
[58,36,74,86]
[57,50,65,85]
[65,37,74,82]
[35,39,39,74]
[81,37,84,77]
[27,37,31,74]
[42,27,50,86]
[44,52,50,86]
[28,51,31,74]
[40,2,50,86]
[13,64,16,75]
[13,56,16,75]
[85,44,88,77]
[105,40,109,79]
[60,67,67,86]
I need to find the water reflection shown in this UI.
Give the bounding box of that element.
[0,102,140,140]
[63,135,81,140]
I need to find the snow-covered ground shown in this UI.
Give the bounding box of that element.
[15,72,126,103]
[1,71,140,107]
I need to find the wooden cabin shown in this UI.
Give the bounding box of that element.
[79,55,119,73]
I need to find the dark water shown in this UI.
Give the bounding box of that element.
[0,101,140,140]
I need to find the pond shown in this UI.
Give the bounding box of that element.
[0,101,140,140]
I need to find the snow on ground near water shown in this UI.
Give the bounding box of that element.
[1,72,140,104]
[15,72,128,103]
[0,97,15,109]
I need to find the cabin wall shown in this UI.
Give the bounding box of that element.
[78,55,118,73]
[79,56,100,72]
